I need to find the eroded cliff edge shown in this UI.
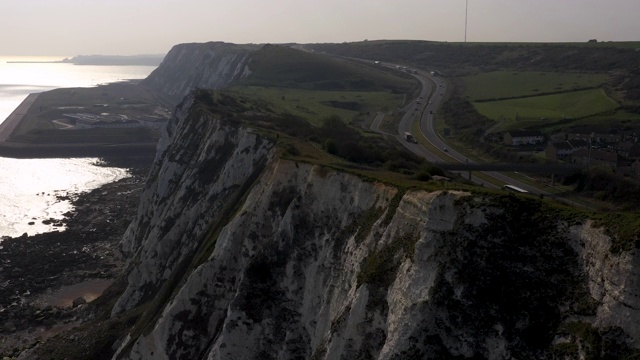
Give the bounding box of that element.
[141,42,258,107]
[110,91,640,359]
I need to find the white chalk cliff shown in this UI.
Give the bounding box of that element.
[110,89,640,359]
[141,42,257,107]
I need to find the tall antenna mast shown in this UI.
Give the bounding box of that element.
[465,0,468,42]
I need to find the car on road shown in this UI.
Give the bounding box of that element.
[443,147,448,152]
[405,132,417,144]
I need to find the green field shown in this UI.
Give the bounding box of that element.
[226,45,416,126]
[239,45,417,94]
[230,86,406,125]
[474,88,618,122]
[449,41,640,49]
[534,110,640,134]
[462,71,610,101]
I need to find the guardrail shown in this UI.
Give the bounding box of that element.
[434,162,583,174]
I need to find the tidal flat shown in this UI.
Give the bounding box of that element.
[0,156,152,358]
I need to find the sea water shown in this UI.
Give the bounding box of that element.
[0,56,157,238]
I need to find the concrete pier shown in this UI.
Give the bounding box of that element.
[0,93,39,142]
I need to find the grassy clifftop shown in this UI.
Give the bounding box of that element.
[240,44,416,93]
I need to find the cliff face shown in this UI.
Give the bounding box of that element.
[111,93,640,359]
[141,42,257,107]
[574,224,640,346]
[112,93,274,315]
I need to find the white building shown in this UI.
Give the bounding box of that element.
[503,130,545,146]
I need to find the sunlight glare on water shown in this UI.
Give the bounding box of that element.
[0,56,156,239]
[0,158,129,238]
[0,56,157,122]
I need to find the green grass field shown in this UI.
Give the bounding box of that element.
[230,86,406,126]
[225,45,417,126]
[239,45,417,94]
[461,71,610,101]
[474,88,618,122]
[449,41,640,48]
[534,110,640,134]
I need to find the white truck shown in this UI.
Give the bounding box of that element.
[405,132,416,143]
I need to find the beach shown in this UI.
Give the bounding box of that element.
[0,58,160,356]
[0,156,152,357]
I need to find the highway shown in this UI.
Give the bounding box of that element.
[376,63,555,195]
[314,53,577,196]
[347,56,587,207]
[350,56,586,203]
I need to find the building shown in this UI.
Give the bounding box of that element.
[571,148,621,169]
[546,141,573,159]
[64,113,140,129]
[64,113,167,130]
[616,141,640,160]
[503,130,545,146]
[631,159,640,178]
[546,139,590,160]
[135,115,168,129]
[568,132,621,144]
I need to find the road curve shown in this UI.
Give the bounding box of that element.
[340,57,577,203]
[416,73,551,195]
[369,63,569,197]
[384,67,497,188]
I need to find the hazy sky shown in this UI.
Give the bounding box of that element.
[2,0,639,56]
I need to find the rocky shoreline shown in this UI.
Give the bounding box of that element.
[0,156,152,358]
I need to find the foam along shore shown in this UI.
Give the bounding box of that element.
[0,157,151,356]
[0,141,158,159]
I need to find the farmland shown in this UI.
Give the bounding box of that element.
[461,71,610,101]
[473,88,618,123]
[229,86,406,126]
[227,45,416,126]
[456,70,622,132]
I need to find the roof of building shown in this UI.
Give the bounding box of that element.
[572,148,619,162]
[63,113,138,125]
[569,128,621,135]
[135,115,167,122]
[506,130,544,137]
[616,140,638,150]
[567,139,589,148]
[550,141,573,150]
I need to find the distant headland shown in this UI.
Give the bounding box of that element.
[7,54,165,66]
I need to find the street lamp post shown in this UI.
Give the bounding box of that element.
[588,132,594,168]
[465,0,468,43]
